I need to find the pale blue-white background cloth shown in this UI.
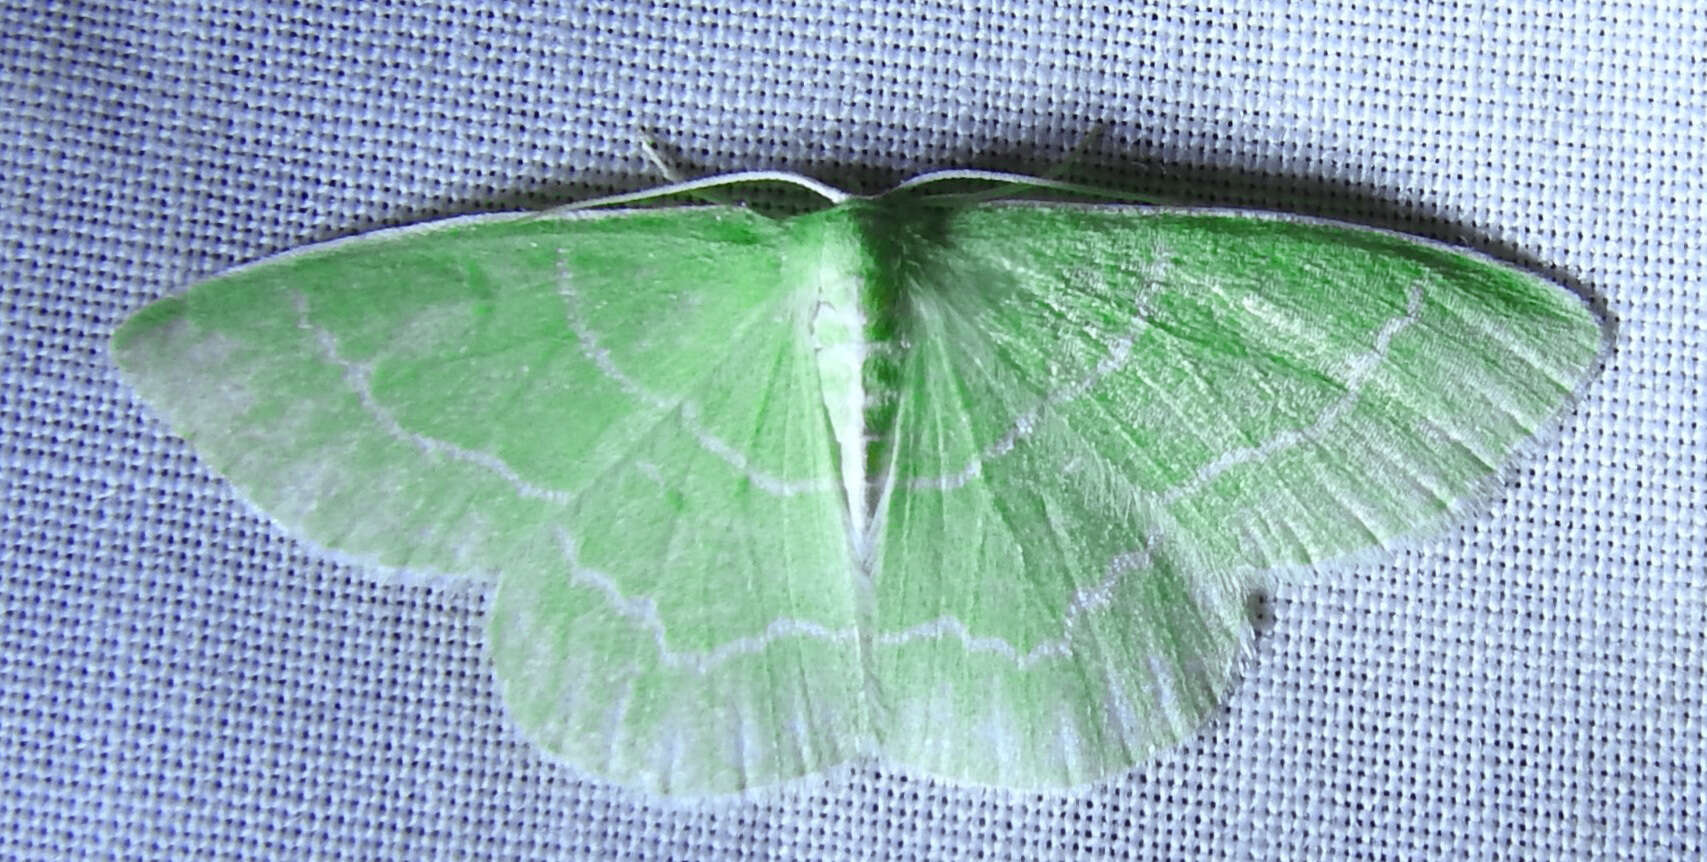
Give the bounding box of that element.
[4,1,1701,858]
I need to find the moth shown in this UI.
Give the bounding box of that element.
[113,169,1603,795]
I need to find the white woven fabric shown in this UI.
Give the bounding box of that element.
[4,1,1700,857]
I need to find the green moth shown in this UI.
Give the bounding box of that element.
[111,170,1604,796]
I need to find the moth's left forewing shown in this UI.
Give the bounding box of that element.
[113,207,871,796]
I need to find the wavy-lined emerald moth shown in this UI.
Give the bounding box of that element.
[112,170,1603,796]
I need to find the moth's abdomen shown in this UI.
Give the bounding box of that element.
[785,205,906,554]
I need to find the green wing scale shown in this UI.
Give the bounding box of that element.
[112,173,1602,795]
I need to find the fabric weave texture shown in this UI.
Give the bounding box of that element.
[3,1,1701,858]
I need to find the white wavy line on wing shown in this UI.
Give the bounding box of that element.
[555,530,859,673]
[555,254,834,497]
[293,291,574,505]
[1158,281,1427,507]
[873,537,1156,668]
[905,247,1170,492]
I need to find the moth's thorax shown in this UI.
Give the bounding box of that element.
[784,205,907,552]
